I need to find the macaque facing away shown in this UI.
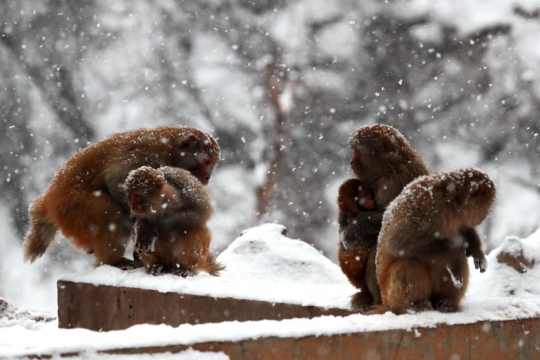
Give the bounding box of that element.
[337,179,380,312]
[373,168,495,315]
[124,166,224,276]
[23,126,220,269]
[340,124,431,312]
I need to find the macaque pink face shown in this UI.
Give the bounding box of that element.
[357,190,375,210]
[196,156,216,185]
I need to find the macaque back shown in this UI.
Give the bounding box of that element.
[374,168,496,314]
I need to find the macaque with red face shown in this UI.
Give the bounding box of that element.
[125,166,224,276]
[23,126,220,269]
[372,168,495,314]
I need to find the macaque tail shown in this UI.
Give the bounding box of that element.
[203,253,225,276]
[23,197,57,263]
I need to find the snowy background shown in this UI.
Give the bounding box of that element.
[1,0,540,313]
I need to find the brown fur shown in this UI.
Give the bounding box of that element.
[337,179,380,311]
[339,124,430,312]
[23,126,220,268]
[125,166,224,276]
[337,179,375,215]
[373,168,496,315]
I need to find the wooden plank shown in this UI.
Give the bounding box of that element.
[57,280,350,331]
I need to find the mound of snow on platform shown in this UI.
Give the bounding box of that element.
[218,223,348,284]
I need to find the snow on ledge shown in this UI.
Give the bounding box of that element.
[60,224,354,309]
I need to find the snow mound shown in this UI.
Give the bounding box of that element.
[468,228,540,303]
[218,224,348,285]
[0,297,56,329]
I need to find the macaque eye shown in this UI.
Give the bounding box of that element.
[200,157,215,167]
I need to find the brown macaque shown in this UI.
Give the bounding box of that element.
[340,124,430,312]
[337,179,375,216]
[124,166,224,276]
[337,179,380,312]
[23,126,220,269]
[372,168,495,315]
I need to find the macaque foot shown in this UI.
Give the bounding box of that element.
[171,268,193,278]
[113,257,144,270]
[405,299,433,314]
[350,291,374,313]
[433,298,459,313]
[147,264,167,276]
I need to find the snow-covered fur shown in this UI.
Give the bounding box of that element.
[373,168,496,315]
[125,166,224,277]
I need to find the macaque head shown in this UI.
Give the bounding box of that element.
[124,166,177,217]
[338,179,375,215]
[164,128,220,186]
[349,124,427,181]
[440,168,496,226]
[358,189,375,210]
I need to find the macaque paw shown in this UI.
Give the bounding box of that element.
[148,264,166,276]
[474,257,487,273]
[171,268,193,278]
[135,241,154,255]
[115,258,145,270]
[349,291,374,313]
[433,299,459,313]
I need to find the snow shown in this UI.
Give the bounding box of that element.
[61,224,354,309]
[3,224,540,358]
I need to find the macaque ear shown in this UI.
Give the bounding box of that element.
[443,181,457,201]
[162,183,178,203]
[338,202,350,215]
[471,182,486,198]
[381,136,394,152]
[179,135,198,149]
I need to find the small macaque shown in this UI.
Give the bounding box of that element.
[337,179,379,312]
[337,179,376,216]
[373,168,495,315]
[23,126,220,269]
[124,166,224,277]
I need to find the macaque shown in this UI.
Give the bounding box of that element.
[23,126,220,269]
[340,124,430,312]
[124,166,224,276]
[337,179,381,311]
[337,179,375,216]
[373,168,495,314]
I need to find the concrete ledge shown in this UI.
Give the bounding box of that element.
[57,280,350,331]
